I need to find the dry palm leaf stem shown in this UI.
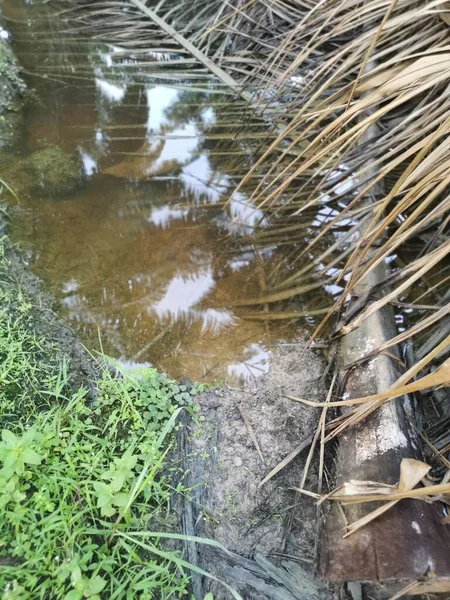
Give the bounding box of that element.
[307,458,450,537]
[291,457,450,541]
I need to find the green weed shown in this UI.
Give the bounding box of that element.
[0,238,234,599]
[0,363,202,598]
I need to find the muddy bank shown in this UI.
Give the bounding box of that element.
[177,343,331,599]
[0,219,97,392]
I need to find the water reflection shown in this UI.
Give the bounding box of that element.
[4,0,320,383]
[152,268,215,319]
[148,206,188,228]
[79,150,98,177]
[146,86,179,131]
[227,344,271,380]
[95,78,127,103]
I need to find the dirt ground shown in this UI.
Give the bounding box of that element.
[178,342,332,599]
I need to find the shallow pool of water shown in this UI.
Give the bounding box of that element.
[1,0,326,383]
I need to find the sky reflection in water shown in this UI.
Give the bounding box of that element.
[6,3,298,383]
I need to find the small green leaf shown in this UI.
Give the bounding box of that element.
[110,474,126,492]
[93,482,110,496]
[3,452,17,471]
[100,503,115,517]
[113,492,129,507]
[65,591,83,600]
[2,430,17,445]
[87,575,106,595]
[70,565,83,588]
[22,447,42,465]
[21,428,36,446]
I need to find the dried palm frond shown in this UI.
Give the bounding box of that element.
[311,458,450,537]
[56,0,450,440]
[225,0,450,435]
[55,0,307,110]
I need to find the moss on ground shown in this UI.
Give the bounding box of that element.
[0,111,25,150]
[1,145,86,198]
[25,145,86,197]
[0,43,27,113]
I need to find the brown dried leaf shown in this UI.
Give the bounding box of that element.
[439,1,450,26]
[322,458,449,538]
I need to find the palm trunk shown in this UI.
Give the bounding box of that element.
[320,60,450,588]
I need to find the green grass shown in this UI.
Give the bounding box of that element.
[0,236,217,599]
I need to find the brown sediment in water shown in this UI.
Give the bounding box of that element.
[13,179,286,381]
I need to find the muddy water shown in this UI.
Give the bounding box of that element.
[2,1,324,382]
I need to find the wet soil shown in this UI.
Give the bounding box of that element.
[177,342,331,599]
